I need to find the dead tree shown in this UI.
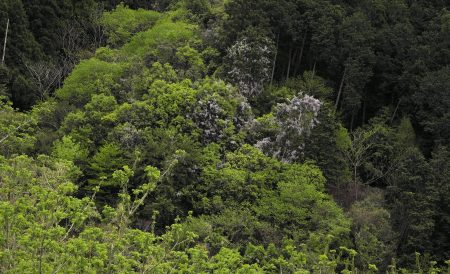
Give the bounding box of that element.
[25,61,63,100]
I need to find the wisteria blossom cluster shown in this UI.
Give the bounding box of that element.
[226,37,273,98]
[193,98,229,143]
[233,100,254,130]
[276,94,322,136]
[256,94,322,162]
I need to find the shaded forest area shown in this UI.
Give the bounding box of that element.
[0,0,449,273]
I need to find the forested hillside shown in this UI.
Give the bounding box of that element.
[0,0,449,273]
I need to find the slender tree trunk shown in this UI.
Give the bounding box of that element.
[335,68,347,111]
[390,98,402,124]
[270,33,280,86]
[290,47,299,76]
[293,31,307,76]
[312,59,317,78]
[286,45,293,80]
[2,18,9,64]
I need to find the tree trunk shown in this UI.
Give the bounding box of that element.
[270,32,280,86]
[293,31,307,76]
[390,98,402,124]
[290,47,299,76]
[2,18,9,64]
[335,68,347,111]
[286,45,293,81]
[312,59,317,78]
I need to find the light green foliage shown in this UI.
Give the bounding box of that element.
[59,110,92,147]
[56,59,124,107]
[191,144,350,253]
[145,80,198,130]
[120,17,198,60]
[196,144,280,213]
[103,77,241,145]
[0,153,349,273]
[2,1,450,272]
[89,143,125,186]
[0,98,36,156]
[109,101,153,128]
[101,3,161,47]
[0,155,93,272]
[130,62,178,98]
[338,123,389,194]
[95,46,120,62]
[256,162,350,242]
[51,135,88,164]
[84,94,119,119]
[336,124,351,152]
[60,94,119,150]
[175,45,207,80]
[250,113,279,142]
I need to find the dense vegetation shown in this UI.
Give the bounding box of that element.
[1,0,449,273]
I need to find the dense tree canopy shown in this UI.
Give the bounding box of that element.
[1,0,449,273]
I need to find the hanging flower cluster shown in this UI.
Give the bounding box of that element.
[256,94,322,162]
[226,37,273,98]
[193,98,229,143]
